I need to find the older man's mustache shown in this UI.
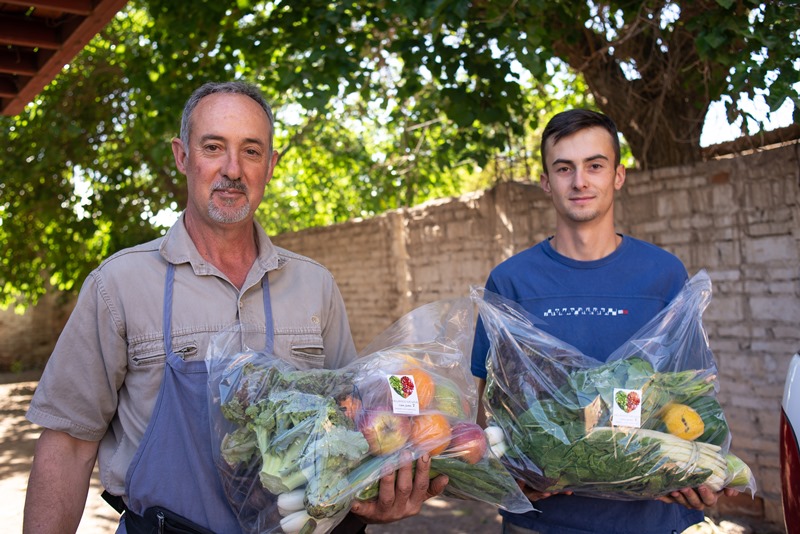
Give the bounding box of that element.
[212,179,247,193]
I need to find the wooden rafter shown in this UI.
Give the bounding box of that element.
[0,0,129,116]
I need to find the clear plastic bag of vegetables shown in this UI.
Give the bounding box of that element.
[206,298,532,534]
[473,270,757,500]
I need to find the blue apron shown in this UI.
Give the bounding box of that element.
[121,262,274,533]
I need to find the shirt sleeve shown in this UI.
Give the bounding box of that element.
[26,271,127,441]
[321,278,358,369]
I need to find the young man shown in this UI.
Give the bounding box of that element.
[471,109,737,533]
[23,81,446,534]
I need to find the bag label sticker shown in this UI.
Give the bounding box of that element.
[388,374,420,415]
[612,388,642,427]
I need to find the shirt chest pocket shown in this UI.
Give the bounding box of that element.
[128,335,200,367]
[280,333,326,369]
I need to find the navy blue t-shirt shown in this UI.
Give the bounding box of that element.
[472,235,703,534]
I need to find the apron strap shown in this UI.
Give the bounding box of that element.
[163,262,176,356]
[261,273,274,354]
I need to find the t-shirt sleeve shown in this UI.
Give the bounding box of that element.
[667,262,690,302]
[470,275,501,380]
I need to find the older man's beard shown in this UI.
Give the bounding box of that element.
[208,179,251,224]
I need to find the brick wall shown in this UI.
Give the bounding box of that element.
[3,142,798,527]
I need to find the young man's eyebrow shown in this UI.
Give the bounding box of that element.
[551,154,609,166]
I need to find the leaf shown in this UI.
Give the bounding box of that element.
[389,375,404,396]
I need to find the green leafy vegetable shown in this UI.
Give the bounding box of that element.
[684,396,729,446]
[355,454,523,509]
[487,356,752,498]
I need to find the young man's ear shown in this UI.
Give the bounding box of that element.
[540,172,551,194]
[614,165,626,190]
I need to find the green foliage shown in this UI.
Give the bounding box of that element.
[1,0,796,308]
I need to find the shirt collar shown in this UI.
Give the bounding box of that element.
[159,212,283,274]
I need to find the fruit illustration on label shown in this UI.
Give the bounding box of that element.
[396,367,435,408]
[389,375,415,398]
[626,391,641,412]
[615,390,641,413]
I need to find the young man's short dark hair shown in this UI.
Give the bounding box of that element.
[540,109,621,170]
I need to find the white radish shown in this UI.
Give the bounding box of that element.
[277,488,306,517]
[484,425,505,446]
[491,440,509,458]
[280,509,314,534]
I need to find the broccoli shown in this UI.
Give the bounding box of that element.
[303,423,370,519]
[220,426,258,466]
[219,362,370,517]
[244,391,329,494]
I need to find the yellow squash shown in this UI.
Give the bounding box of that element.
[661,403,705,441]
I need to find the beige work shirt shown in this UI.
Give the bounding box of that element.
[27,214,357,497]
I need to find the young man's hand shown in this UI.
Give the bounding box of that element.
[657,485,739,510]
[517,480,572,502]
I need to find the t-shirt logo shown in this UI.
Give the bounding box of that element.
[542,307,629,317]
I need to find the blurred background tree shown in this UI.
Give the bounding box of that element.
[1,0,797,308]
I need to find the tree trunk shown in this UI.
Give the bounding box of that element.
[579,54,709,169]
[548,4,717,169]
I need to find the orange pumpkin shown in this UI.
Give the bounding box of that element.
[410,413,451,456]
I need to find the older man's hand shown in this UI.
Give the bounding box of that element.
[350,453,448,524]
